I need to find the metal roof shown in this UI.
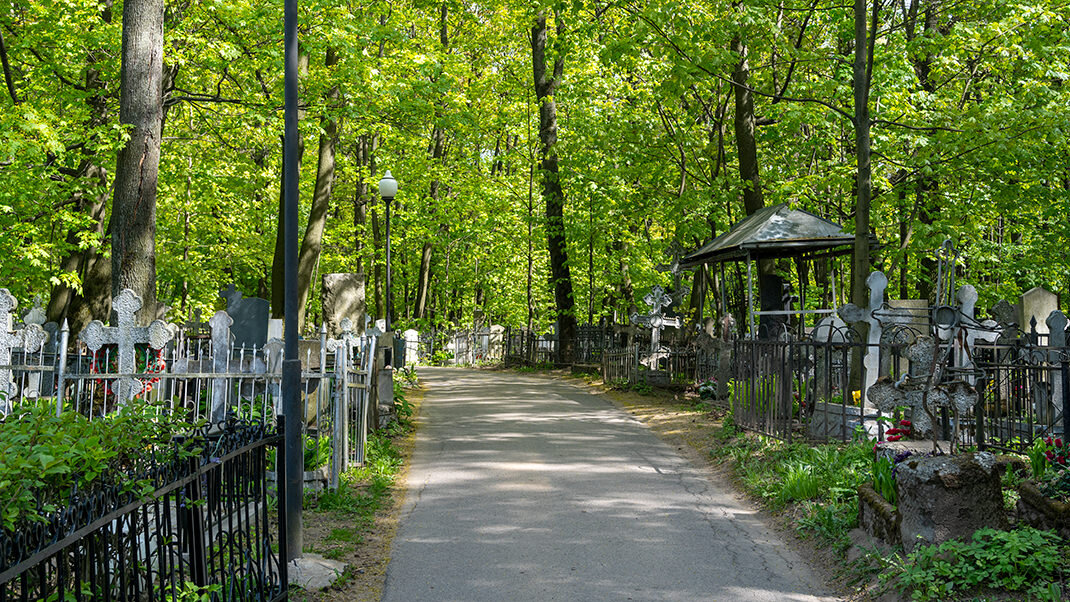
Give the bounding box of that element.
[680,203,860,268]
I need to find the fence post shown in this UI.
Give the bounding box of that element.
[276,417,289,588]
[55,320,69,416]
[1063,359,1069,443]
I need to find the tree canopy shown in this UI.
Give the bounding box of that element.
[1,0,1067,332]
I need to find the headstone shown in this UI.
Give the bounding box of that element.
[207,310,235,422]
[267,318,284,341]
[489,325,505,359]
[838,271,888,397]
[403,329,420,366]
[630,285,681,359]
[220,284,269,348]
[0,290,47,412]
[321,273,366,337]
[79,289,175,402]
[896,452,1006,552]
[375,318,386,333]
[1020,287,1059,335]
[1040,310,1068,425]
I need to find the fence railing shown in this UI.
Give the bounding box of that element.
[0,421,287,602]
[0,289,377,487]
[729,334,1069,450]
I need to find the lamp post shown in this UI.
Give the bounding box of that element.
[281,0,302,563]
[379,171,398,339]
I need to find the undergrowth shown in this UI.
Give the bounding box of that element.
[710,410,871,555]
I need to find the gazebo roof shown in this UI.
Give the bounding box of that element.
[679,203,862,268]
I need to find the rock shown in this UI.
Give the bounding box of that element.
[288,553,348,591]
[1016,480,1070,540]
[896,452,1006,552]
[857,484,901,548]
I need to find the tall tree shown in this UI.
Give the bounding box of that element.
[296,48,341,330]
[111,0,164,324]
[532,7,577,361]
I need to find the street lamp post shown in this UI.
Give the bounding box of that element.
[379,171,398,340]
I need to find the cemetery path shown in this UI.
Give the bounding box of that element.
[381,368,842,602]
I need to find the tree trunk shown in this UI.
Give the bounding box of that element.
[532,9,576,363]
[850,0,877,306]
[111,0,164,325]
[295,48,340,331]
[731,36,764,217]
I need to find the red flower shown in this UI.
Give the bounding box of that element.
[900,420,912,427]
[1046,451,1055,461]
[1058,455,1067,465]
[887,435,902,442]
[1056,438,1064,449]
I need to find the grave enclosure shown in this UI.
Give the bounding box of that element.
[0,285,381,601]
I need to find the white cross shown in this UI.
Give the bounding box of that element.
[0,289,47,413]
[838,271,888,396]
[631,285,681,354]
[79,289,175,402]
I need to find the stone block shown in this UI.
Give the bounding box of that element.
[322,273,365,337]
[895,452,1006,552]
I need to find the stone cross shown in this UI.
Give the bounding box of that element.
[868,336,977,445]
[79,289,175,402]
[630,285,680,354]
[838,271,888,396]
[0,290,47,413]
[950,285,1001,386]
[1040,310,1068,424]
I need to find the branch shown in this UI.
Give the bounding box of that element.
[0,28,17,104]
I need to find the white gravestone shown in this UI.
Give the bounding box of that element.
[403,329,420,366]
[1020,287,1059,335]
[0,290,47,412]
[79,289,175,403]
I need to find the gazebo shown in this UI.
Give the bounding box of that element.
[680,203,874,338]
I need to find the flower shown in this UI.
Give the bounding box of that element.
[887,435,902,442]
[899,420,912,427]
[1056,438,1064,449]
[852,390,861,405]
[1059,455,1067,466]
[1046,451,1055,461]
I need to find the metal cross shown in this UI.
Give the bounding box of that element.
[79,289,175,402]
[631,285,681,353]
[0,289,47,413]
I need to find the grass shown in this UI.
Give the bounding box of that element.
[709,415,873,555]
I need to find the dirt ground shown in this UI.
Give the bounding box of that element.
[290,369,855,601]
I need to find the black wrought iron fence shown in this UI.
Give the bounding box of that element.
[730,334,1068,449]
[0,421,287,602]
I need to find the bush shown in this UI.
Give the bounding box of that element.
[0,399,199,530]
[885,527,1067,601]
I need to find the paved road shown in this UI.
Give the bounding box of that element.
[382,368,841,602]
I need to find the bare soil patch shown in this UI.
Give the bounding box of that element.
[286,387,422,602]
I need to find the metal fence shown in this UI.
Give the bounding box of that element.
[0,292,377,487]
[601,345,724,390]
[0,421,287,602]
[730,332,1069,450]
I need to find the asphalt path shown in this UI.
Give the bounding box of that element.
[381,367,841,602]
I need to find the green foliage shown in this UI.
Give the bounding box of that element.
[713,433,872,552]
[393,379,414,425]
[872,456,898,506]
[303,435,331,472]
[884,527,1067,601]
[0,399,199,531]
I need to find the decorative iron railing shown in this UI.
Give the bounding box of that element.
[0,421,287,602]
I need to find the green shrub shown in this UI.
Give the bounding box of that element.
[0,399,199,530]
[886,527,1067,601]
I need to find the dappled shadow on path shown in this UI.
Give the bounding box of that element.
[383,368,838,602]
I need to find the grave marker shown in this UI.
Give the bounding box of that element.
[79,289,175,402]
[1020,287,1059,336]
[630,285,681,355]
[0,290,47,412]
[220,284,269,348]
